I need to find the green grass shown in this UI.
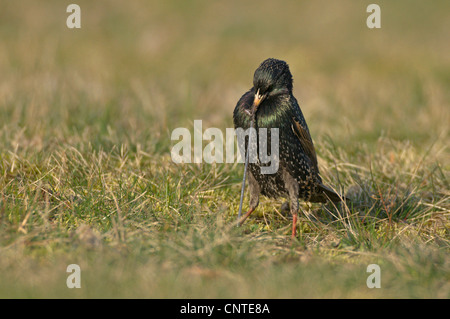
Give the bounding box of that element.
[0,0,449,298]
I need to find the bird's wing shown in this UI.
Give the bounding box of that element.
[291,116,319,173]
[233,89,255,129]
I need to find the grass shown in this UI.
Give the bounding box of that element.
[0,0,449,298]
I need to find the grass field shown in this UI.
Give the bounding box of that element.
[0,0,449,298]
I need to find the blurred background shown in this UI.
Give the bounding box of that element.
[0,0,449,299]
[1,0,449,153]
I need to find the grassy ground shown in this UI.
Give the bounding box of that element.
[0,0,449,298]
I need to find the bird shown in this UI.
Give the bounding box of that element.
[233,58,345,239]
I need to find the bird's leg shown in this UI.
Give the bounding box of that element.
[238,171,260,226]
[291,212,298,239]
[290,200,299,239]
[238,207,256,226]
[282,169,299,240]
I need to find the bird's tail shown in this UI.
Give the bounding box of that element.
[313,184,348,203]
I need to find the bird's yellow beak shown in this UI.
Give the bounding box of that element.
[253,89,263,110]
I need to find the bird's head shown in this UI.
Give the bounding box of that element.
[251,58,293,112]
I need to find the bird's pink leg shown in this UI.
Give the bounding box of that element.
[291,213,298,239]
[238,207,256,226]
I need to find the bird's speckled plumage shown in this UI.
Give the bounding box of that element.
[233,58,343,235]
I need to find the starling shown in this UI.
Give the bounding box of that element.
[233,58,344,238]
